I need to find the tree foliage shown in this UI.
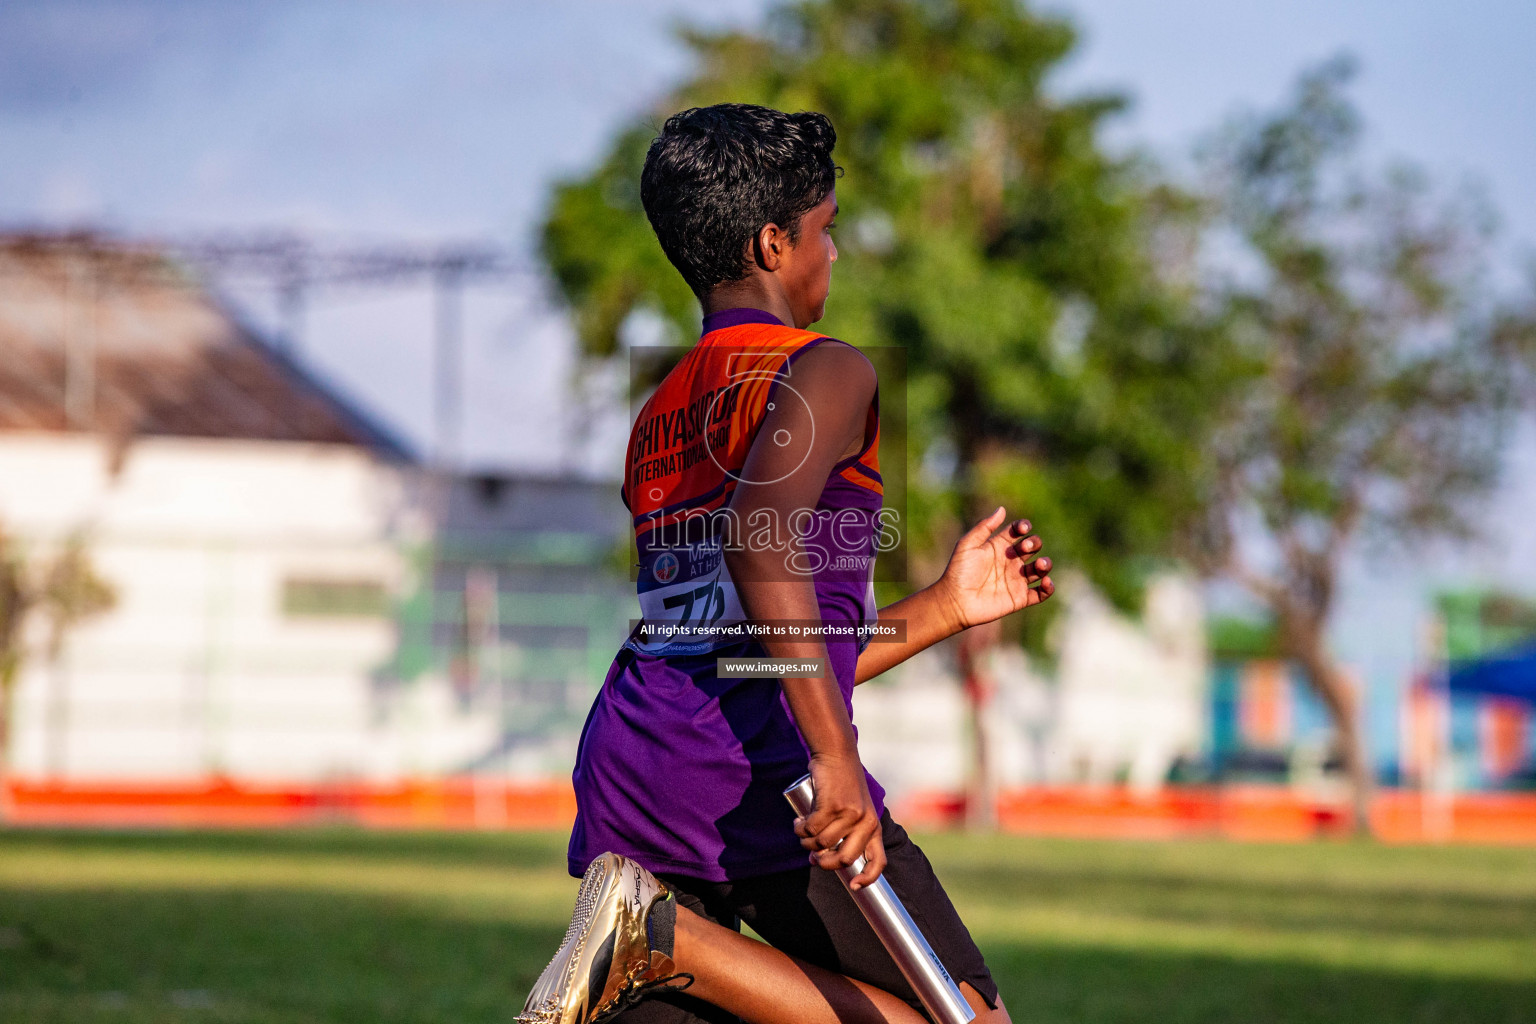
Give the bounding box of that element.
[1194,57,1536,827]
[0,525,116,792]
[541,0,1230,630]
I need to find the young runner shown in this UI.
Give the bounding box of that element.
[518,103,1053,1024]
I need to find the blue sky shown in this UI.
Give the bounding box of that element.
[5,1,1533,244]
[5,0,1534,759]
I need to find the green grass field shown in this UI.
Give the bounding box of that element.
[2,827,1534,1023]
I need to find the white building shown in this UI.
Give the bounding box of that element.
[858,573,1208,801]
[1048,574,1208,791]
[0,235,630,785]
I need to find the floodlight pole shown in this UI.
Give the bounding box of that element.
[433,258,466,469]
[277,252,306,354]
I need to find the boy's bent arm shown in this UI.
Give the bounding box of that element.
[853,585,964,685]
[722,342,886,887]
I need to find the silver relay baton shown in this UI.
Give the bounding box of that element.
[784,774,976,1024]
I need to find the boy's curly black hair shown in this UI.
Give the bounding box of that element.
[640,103,841,297]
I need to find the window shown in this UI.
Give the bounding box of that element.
[282,578,389,619]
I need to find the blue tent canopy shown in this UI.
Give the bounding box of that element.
[1448,644,1536,702]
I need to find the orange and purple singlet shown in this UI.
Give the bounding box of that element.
[567,308,888,881]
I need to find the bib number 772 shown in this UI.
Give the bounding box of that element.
[661,578,726,634]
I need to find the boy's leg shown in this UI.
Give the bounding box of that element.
[606,875,742,1024]
[669,905,930,1024]
[611,872,928,1024]
[531,848,991,1024]
[727,812,1004,1021]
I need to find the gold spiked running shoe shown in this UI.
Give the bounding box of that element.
[516,852,689,1024]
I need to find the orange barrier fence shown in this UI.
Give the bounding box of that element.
[1,778,577,830]
[4,778,1536,843]
[896,786,1536,843]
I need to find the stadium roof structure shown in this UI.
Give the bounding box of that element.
[0,232,413,460]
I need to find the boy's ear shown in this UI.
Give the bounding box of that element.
[753,222,786,272]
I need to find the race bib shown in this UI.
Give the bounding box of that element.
[629,539,749,654]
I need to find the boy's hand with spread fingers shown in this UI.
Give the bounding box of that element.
[933,507,1054,633]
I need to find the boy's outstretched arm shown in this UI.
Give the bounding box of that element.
[722,341,886,888]
[854,509,1053,684]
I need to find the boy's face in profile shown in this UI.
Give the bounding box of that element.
[777,189,838,328]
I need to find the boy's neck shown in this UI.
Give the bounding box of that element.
[701,278,799,330]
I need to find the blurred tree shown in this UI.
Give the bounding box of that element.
[541,0,1230,825]
[0,525,116,811]
[1193,57,1536,833]
[0,530,30,799]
